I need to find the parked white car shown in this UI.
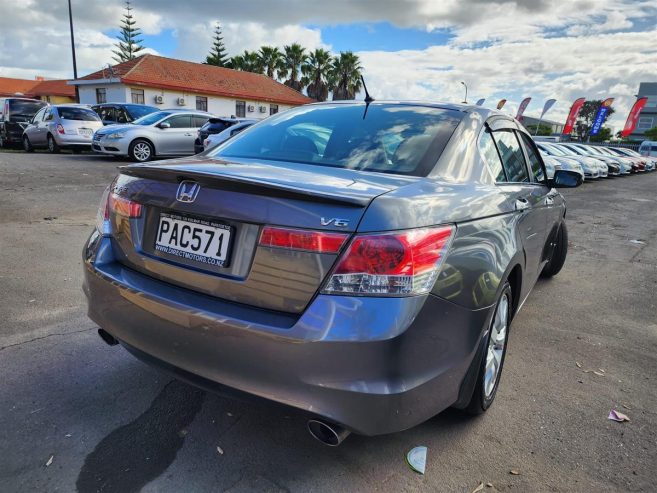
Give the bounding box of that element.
[92,110,213,161]
[203,120,256,151]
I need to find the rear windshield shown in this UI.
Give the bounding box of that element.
[7,99,46,118]
[124,104,157,119]
[57,107,100,121]
[212,103,463,176]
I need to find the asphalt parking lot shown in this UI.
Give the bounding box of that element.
[1,150,655,493]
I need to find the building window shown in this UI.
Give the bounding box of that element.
[270,104,279,115]
[645,96,657,108]
[131,88,145,104]
[235,100,246,118]
[96,88,107,104]
[638,117,654,130]
[196,96,208,112]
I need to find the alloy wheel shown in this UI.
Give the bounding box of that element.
[484,292,509,398]
[133,142,151,161]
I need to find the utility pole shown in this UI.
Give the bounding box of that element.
[68,0,79,102]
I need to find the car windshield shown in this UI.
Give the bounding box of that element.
[542,144,567,156]
[212,103,463,176]
[133,111,172,126]
[124,104,157,119]
[57,107,101,121]
[8,99,46,117]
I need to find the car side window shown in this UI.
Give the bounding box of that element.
[518,132,545,183]
[116,107,129,124]
[479,129,506,182]
[44,109,54,121]
[492,130,529,183]
[193,116,209,128]
[165,115,192,128]
[32,108,46,123]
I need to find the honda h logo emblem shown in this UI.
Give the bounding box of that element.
[176,181,200,203]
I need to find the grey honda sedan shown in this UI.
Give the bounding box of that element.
[92,110,212,162]
[83,102,581,446]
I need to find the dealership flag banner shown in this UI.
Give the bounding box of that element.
[540,99,557,119]
[516,97,532,120]
[589,98,614,136]
[475,98,486,106]
[621,97,648,137]
[562,97,586,135]
[496,99,507,110]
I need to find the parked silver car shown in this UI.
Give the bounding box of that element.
[22,105,103,153]
[92,110,212,162]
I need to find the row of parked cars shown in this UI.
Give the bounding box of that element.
[0,97,256,161]
[535,139,657,182]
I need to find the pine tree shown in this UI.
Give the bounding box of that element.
[205,23,229,67]
[113,1,145,64]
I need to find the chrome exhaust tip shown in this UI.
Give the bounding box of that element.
[307,419,350,446]
[97,328,119,346]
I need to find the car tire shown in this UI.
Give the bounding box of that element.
[541,222,568,278]
[129,139,154,162]
[23,136,34,153]
[47,134,60,154]
[464,281,512,415]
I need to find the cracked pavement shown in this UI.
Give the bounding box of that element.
[1,151,656,492]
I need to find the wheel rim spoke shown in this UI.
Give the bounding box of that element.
[484,293,509,398]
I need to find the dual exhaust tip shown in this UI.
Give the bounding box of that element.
[97,329,350,446]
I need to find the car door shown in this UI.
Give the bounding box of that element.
[157,114,193,155]
[31,107,48,147]
[489,122,549,286]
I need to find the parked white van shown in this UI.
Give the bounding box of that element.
[639,140,657,157]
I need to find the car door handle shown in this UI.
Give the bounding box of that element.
[184,133,193,136]
[515,198,530,211]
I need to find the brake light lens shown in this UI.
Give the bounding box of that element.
[56,124,65,135]
[95,186,142,236]
[259,226,349,254]
[322,225,454,296]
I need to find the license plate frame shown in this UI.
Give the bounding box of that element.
[154,212,232,268]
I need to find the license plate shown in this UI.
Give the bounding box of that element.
[155,213,231,267]
[79,128,93,137]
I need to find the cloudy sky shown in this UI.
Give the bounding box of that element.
[1,0,656,130]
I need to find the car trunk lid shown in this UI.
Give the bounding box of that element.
[109,156,418,314]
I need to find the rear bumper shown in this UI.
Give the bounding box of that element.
[83,232,491,435]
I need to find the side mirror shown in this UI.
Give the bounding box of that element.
[548,169,583,188]
[158,121,171,129]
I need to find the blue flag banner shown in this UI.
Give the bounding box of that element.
[590,98,614,135]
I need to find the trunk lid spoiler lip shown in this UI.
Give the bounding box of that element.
[119,159,419,208]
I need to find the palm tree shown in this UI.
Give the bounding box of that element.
[301,48,333,102]
[230,50,262,73]
[258,46,283,79]
[279,43,307,92]
[331,51,363,100]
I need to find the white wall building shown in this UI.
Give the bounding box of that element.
[70,54,312,119]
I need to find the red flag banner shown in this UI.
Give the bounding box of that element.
[516,97,531,120]
[562,97,586,135]
[496,99,507,110]
[621,97,648,137]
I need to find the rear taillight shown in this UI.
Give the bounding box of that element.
[322,225,454,296]
[95,185,142,236]
[259,226,348,254]
[56,124,65,135]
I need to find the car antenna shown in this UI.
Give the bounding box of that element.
[361,75,374,119]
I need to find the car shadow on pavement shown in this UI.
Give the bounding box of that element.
[76,380,205,493]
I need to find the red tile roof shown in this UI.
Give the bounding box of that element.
[0,77,75,98]
[77,54,313,106]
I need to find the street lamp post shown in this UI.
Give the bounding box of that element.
[460,81,468,104]
[68,0,79,102]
